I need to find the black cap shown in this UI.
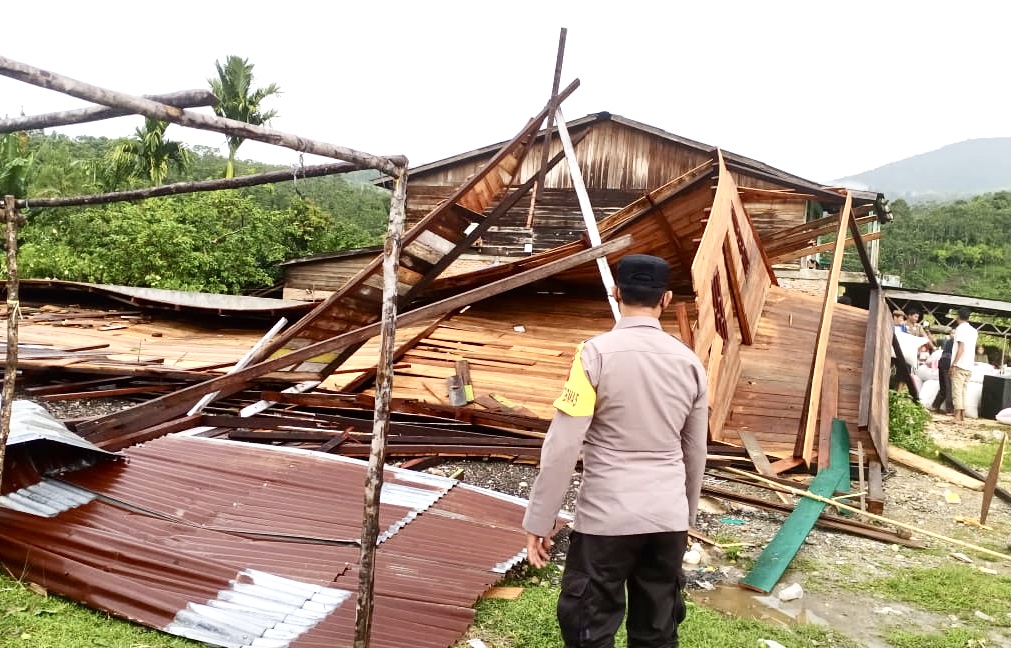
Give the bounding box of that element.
[616,254,670,290]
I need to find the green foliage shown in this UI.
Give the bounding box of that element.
[1,130,389,293]
[15,191,379,294]
[0,573,201,647]
[943,438,1011,471]
[208,55,281,178]
[864,564,1011,627]
[0,132,33,196]
[886,627,990,648]
[470,588,858,647]
[111,119,192,186]
[888,390,936,456]
[879,192,1010,299]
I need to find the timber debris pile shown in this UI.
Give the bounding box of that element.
[2,53,1007,648]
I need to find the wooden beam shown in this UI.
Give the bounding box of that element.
[704,483,918,547]
[673,301,693,348]
[0,195,21,485]
[16,162,358,209]
[980,431,1007,525]
[888,445,982,490]
[0,89,217,133]
[795,194,851,463]
[738,430,791,504]
[556,106,620,321]
[355,165,408,648]
[737,198,778,287]
[647,195,693,273]
[762,213,876,254]
[857,290,881,428]
[722,236,752,345]
[735,462,1011,562]
[817,359,839,470]
[339,314,453,393]
[866,459,884,514]
[847,210,880,289]
[532,27,567,205]
[0,55,404,175]
[939,450,1011,504]
[38,384,177,401]
[767,231,881,265]
[77,235,632,447]
[401,133,585,302]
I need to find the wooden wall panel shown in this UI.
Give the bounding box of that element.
[723,286,874,460]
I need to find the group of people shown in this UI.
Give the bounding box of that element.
[893,306,979,423]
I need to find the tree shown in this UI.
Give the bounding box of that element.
[0,132,33,197]
[208,55,280,179]
[111,118,192,186]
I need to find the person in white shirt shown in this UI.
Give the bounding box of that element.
[950,307,978,423]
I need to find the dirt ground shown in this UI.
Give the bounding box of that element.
[18,392,1011,647]
[437,415,1011,648]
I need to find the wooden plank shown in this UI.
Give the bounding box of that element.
[767,231,881,265]
[78,237,631,445]
[722,236,752,345]
[673,301,693,348]
[867,459,884,514]
[848,211,881,289]
[817,359,839,469]
[980,431,1007,525]
[38,384,177,401]
[857,292,880,428]
[888,445,983,491]
[939,451,1011,504]
[795,193,852,464]
[738,430,792,505]
[769,456,805,474]
[704,483,920,547]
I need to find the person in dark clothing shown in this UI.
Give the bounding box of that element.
[932,336,955,413]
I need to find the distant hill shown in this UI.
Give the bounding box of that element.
[835,138,1010,203]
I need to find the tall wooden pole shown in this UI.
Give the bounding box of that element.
[0,89,217,133]
[0,195,21,482]
[0,55,404,175]
[555,108,620,321]
[354,164,408,648]
[528,27,567,227]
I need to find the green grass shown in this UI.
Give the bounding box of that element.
[886,627,990,648]
[942,438,1011,472]
[467,582,858,648]
[0,574,202,648]
[863,564,1011,627]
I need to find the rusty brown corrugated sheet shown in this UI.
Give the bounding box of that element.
[0,435,558,648]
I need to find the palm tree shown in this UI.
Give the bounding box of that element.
[111,118,192,186]
[208,55,280,178]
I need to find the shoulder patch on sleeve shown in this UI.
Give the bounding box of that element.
[553,342,596,417]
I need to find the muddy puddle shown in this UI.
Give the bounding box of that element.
[690,585,829,628]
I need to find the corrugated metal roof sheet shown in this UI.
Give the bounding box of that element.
[0,434,561,648]
[7,399,116,455]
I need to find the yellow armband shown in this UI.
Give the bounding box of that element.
[553,342,596,417]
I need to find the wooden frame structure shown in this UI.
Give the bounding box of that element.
[0,54,412,647]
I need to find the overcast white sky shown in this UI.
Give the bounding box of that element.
[1,0,1007,183]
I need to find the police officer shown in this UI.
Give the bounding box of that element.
[524,253,709,648]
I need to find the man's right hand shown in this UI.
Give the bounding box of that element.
[525,532,553,568]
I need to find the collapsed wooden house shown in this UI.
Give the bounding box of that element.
[0,51,907,647]
[280,111,888,301]
[70,101,895,500]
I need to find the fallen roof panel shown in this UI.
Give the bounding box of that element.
[0,434,560,648]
